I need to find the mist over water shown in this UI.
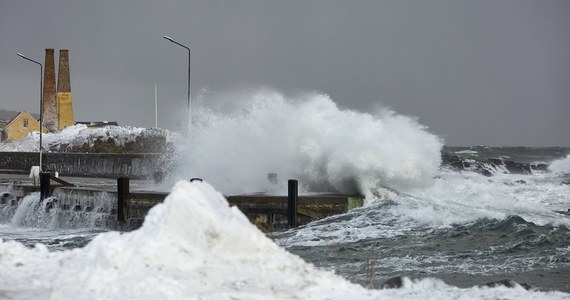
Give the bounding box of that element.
[171,90,443,196]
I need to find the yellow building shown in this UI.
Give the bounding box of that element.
[1,111,47,142]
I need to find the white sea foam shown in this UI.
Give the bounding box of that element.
[549,155,570,174]
[454,149,478,155]
[1,180,567,299]
[397,170,570,227]
[280,169,570,248]
[172,90,443,196]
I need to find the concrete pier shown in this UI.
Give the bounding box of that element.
[0,152,162,178]
[0,178,363,232]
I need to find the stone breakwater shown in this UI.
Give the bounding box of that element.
[0,152,164,179]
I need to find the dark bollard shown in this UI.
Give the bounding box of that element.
[288,179,298,228]
[40,172,51,200]
[117,177,130,222]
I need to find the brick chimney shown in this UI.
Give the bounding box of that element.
[57,49,74,130]
[42,49,58,131]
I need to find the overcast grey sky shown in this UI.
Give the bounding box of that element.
[1,0,568,146]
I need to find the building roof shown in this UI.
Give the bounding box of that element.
[3,111,42,130]
[5,112,26,127]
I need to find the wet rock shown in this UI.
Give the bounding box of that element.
[441,153,465,171]
[379,276,404,289]
[483,279,532,290]
[531,163,548,171]
[503,160,532,175]
[0,192,11,204]
[478,168,493,177]
[441,151,554,177]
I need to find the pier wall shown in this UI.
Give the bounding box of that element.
[0,182,363,232]
[0,152,162,178]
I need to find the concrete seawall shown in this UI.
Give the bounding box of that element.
[0,181,363,232]
[0,152,163,178]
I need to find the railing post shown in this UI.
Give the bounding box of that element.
[40,171,51,200]
[288,179,298,228]
[117,177,130,222]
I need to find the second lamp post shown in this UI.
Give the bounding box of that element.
[163,35,191,131]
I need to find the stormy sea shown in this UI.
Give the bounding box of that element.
[0,92,569,299]
[276,146,570,292]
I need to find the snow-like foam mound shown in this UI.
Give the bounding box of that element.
[0,181,371,299]
[0,181,568,299]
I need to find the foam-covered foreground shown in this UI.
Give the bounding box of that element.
[1,181,568,299]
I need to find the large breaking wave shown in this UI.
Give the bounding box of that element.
[172,90,443,196]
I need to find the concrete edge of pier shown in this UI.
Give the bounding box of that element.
[0,175,364,233]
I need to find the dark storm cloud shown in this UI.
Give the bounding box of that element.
[1,0,569,146]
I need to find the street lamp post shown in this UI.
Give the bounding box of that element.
[163,35,191,131]
[17,53,44,171]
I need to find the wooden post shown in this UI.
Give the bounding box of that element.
[40,171,51,200]
[117,177,130,222]
[288,179,298,228]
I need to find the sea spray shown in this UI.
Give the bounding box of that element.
[1,191,116,230]
[173,90,443,197]
[549,155,570,175]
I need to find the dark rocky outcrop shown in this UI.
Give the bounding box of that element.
[441,153,549,177]
[379,276,404,289]
[483,279,532,290]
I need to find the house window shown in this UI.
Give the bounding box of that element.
[23,119,29,127]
